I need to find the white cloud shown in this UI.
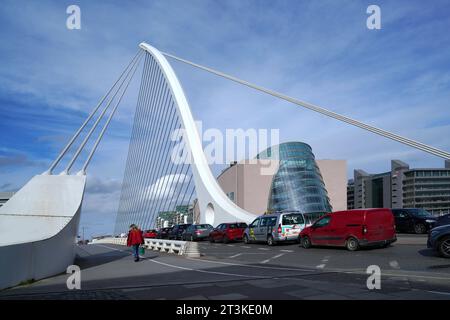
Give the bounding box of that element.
[145,173,189,200]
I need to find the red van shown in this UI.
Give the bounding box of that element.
[299,209,397,251]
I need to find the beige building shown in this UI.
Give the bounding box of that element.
[217,159,347,216]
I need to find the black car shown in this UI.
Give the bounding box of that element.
[157,227,173,239]
[435,213,450,228]
[392,208,437,234]
[427,224,450,258]
[168,224,192,240]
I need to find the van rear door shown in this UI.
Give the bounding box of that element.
[281,213,306,238]
[365,209,395,241]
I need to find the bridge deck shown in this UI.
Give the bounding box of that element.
[1,236,450,300]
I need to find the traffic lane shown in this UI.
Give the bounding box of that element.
[196,237,450,274]
[1,243,449,300]
[0,244,320,297]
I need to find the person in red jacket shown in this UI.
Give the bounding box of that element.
[127,224,144,262]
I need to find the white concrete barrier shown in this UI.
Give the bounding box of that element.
[145,239,186,255]
[92,237,127,246]
[0,175,86,290]
[92,237,200,257]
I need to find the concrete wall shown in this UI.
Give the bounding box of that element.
[217,159,347,214]
[316,160,347,212]
[217,160,278,216]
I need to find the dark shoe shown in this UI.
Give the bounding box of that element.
[134,258,139,262]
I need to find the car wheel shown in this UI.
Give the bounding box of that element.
[414,223,426,234]
[209,236,215,243]
[346,237,359,251]
[223,235,229,244]
[243,234,250,244]
[267,235,276,246]
[302,236,312,249]
[438,236,450,258]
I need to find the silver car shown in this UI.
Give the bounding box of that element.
[243,211,309,246]
[182,224,214,241]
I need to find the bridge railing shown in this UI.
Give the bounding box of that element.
[90,237,200,257]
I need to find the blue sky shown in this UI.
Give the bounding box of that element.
[1,0,450,238]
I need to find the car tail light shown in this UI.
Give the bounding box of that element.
[277,224,282,234]
[362,225,368,234]
[195,230,201,235]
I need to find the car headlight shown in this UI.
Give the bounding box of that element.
[425,219,435,223]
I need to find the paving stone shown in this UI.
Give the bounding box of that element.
[209,293,248,300]
[178,295,208,300]
[244,279,292,289]
[183,283,214,289]
[285,288,324,298]
[304,293,347,300]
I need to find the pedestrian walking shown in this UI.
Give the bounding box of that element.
[127,224,144,262]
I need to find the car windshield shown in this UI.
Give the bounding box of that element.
[282,214,304,225]
[237,223,248,228]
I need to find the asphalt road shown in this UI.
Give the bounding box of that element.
[1,234,449,300]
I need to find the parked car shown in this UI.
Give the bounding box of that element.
[427,225,450,258]
[182,224,214,241]
[143,229,158,238]
[243,211,308,246]
[435,213,450,228]
[299,208,397,251]
[391,208,437,234]
[168,224,192,240]
[209,222,248,243]
[157,227,173,239]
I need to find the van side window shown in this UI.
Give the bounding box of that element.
[250,219,260,228]
[260,217,270,227]
[269,217,277,226]
[315,216,331,227]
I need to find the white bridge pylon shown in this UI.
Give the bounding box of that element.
[138,43,256,226]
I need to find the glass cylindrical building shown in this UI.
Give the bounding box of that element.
[257,142,332,214]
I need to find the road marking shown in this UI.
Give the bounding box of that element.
[389,260,400,269]
[426,290,450,296]
[316,256,330,269]
[241,246,251,249]
[94,244,128,253]
[94,244,450,283]
[261,253,284,264]
[280,250,294,253]
[258,248,270,251]
[189,257,313,272]
[227,244,235,247]
[229,253,243,259]
[148,259,262,279]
